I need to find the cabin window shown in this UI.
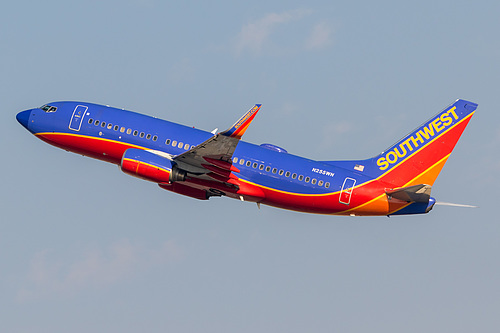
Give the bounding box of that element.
[285,171,290,177]
[252,162,258,169]
[166,139,171,145]
[259,164,264,170]
[126,128,132,134]
[233,157,238,164]
[88,118,93,124]
[292,173,297,179]
[191,145,195,149]
[172,140,177,146]
[120,127,125,133]
[107,123,112,129]
[272,168,277,174]
[318,180,324,186]
[133,130,138,136]
[146,134,152,140]
[239,159,245,165]
[279,170,284,176]
[114,125,119,131]
[312,179,317,185]
[305,176,310,183]
[298,175,304,181]
[246,161,251,167]
[266,166,271,172]
[140,132,145,138]
[153,136,158,142]
[94,120,100,126]
[325,182,330,188]
[101,122,106,128]
[184,143,189,150]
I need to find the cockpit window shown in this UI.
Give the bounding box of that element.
[40,105,57,113]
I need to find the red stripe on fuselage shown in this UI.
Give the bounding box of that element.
[36,132,140,164]
[239,178,391,215]
[36,132,390,215]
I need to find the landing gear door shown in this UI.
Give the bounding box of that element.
[69,105,88,131]
[340,177,356,205]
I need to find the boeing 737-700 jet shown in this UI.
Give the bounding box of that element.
[16,99,476,216]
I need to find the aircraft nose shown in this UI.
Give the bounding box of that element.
[16,110,31,129]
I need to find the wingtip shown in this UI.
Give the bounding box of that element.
[221,104,262,139]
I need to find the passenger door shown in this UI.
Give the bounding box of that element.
[69,105,88,131]
[339,177,356,205]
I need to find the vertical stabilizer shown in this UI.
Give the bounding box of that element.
[371,99,477,187]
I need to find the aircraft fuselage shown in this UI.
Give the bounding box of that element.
[16,100,476,216]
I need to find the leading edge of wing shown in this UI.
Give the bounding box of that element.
[221,104,261,139]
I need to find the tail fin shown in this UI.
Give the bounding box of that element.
[324,99,477,188]
[372,99,477,187]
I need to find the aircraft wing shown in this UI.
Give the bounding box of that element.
[173,104,261,175]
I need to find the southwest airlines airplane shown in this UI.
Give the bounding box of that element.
[16,99,477,216]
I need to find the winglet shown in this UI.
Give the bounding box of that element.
[221,104,261,139]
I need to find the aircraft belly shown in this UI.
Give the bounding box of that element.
[36,132,138,164]
[257,180,394,216]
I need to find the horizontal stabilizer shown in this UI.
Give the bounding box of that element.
[386,184,431,203]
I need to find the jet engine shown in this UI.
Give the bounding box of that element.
[121,148,175,183]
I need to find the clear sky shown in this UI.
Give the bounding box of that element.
[2,0,500,332]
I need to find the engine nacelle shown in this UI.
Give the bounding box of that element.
[121,149,208,200]
[121,148,176,183]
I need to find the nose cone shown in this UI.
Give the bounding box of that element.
[16,110,31,129]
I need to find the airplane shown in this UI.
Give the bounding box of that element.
[16,99,477,216]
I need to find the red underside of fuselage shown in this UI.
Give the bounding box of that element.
[35,132,394,215]
[37,132,135,164]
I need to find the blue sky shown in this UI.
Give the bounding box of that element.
[2,0,500,332]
